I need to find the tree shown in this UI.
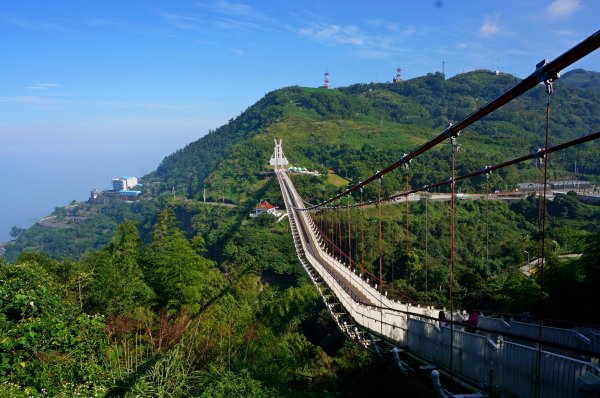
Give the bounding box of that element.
[87,220,154,315]
[144,208,225,315]
[9,226,24,239]
[0,262,106,394]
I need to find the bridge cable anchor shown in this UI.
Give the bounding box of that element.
[401,153,412,174]
[532,147,546,167]
[450,135,461,153]
[535,59,560,95]
[443,122,461,140]
[483,166,492,180]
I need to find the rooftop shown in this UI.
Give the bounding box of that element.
[256,200,277,209]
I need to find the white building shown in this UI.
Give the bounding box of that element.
[112,176,138,191]
[254,200,280,217]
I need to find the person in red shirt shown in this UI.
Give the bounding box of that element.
[464,306,479,333]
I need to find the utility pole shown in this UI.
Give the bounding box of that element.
[442,60,445,77]
[203,186,206,202]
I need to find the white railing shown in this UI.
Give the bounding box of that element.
[276,170,598,398]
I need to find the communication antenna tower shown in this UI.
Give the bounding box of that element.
[393,66,403,83]
[324,68,330,89]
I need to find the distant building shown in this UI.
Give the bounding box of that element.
[112,176,139,191]
[393,66,402,83]
[255,200,279,217]
[518,180,591,191]
[550,180,592,190]
[90,189,101,200]
[117,190,142,202]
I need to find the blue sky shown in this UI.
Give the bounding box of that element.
[0,0,598,241]
[1,0,598,143]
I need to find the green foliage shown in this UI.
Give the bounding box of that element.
[144,208,225,315]
[2,69,600,397]
[543,232,600,323]
[0,262,107,394]
[86,221,154,315]
[4,199,160,262]
[194,367,275,398]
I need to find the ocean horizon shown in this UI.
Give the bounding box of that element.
[0,131,201,243]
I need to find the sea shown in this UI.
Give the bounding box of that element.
[0,132,201,243]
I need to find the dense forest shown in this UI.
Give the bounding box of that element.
[2,69,600,396]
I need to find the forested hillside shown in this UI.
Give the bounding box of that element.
[6,69,600,260]
[2,69,600,396]
[148,69,600,203]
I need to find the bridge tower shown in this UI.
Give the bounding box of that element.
[393,66,402,83]
[269,139,289,169]
[324,69,330,89]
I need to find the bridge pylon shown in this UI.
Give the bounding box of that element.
[269,138,289,169]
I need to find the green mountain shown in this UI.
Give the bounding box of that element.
[4,69,600,261]
[150,69,600,201]
[2,70,600,397]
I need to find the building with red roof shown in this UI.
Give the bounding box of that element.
[255,200,279,217]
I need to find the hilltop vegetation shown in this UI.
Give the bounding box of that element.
[149,69,600,203]
[2,70,600,395]
[6,69,600,261]
[0,207,436,396]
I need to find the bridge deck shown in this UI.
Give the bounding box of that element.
[276,168,600,398]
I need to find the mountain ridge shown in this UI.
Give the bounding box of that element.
[4,69,600,260]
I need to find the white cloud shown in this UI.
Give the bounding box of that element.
[548,0,580,19]
[354,49,396,59]
[195,0,254,17]
[298,24,367,46]
[0,12,68,32]
[26,83,60,90]
[0,96,60,106]
[157,11,204,30]
[479,14,500,37]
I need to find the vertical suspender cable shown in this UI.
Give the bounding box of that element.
[405,174,410,284]
[361,189,365,276]
[329,208,335,253]
[537,91,552,398]
[450,142,456,382]
[338,201,343,261]
[360,188,365,314]
[347,201,352,269]
[425,191,429,294]
[378,179,384,335]
[540,94,550,307]
[378,179,384,295]
[486,176,490,280]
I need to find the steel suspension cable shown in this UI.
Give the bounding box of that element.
[537,91,552,398]
[378,179,383,295]
[360,188,365,277]
[537,157,543,233]
[378,179,384,335]
[296,30,599,212]
[485,174,490,280]
[540,94,551,306]
[360,188,365,319]
[347,201,352,270]
[338,200,342,261]
[425,190,429,294]
[405,173,410,284]
[450,140,457,382]
[405,174,410,254]
[348,130,600,210]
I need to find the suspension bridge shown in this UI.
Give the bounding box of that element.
[271,30,600,398]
